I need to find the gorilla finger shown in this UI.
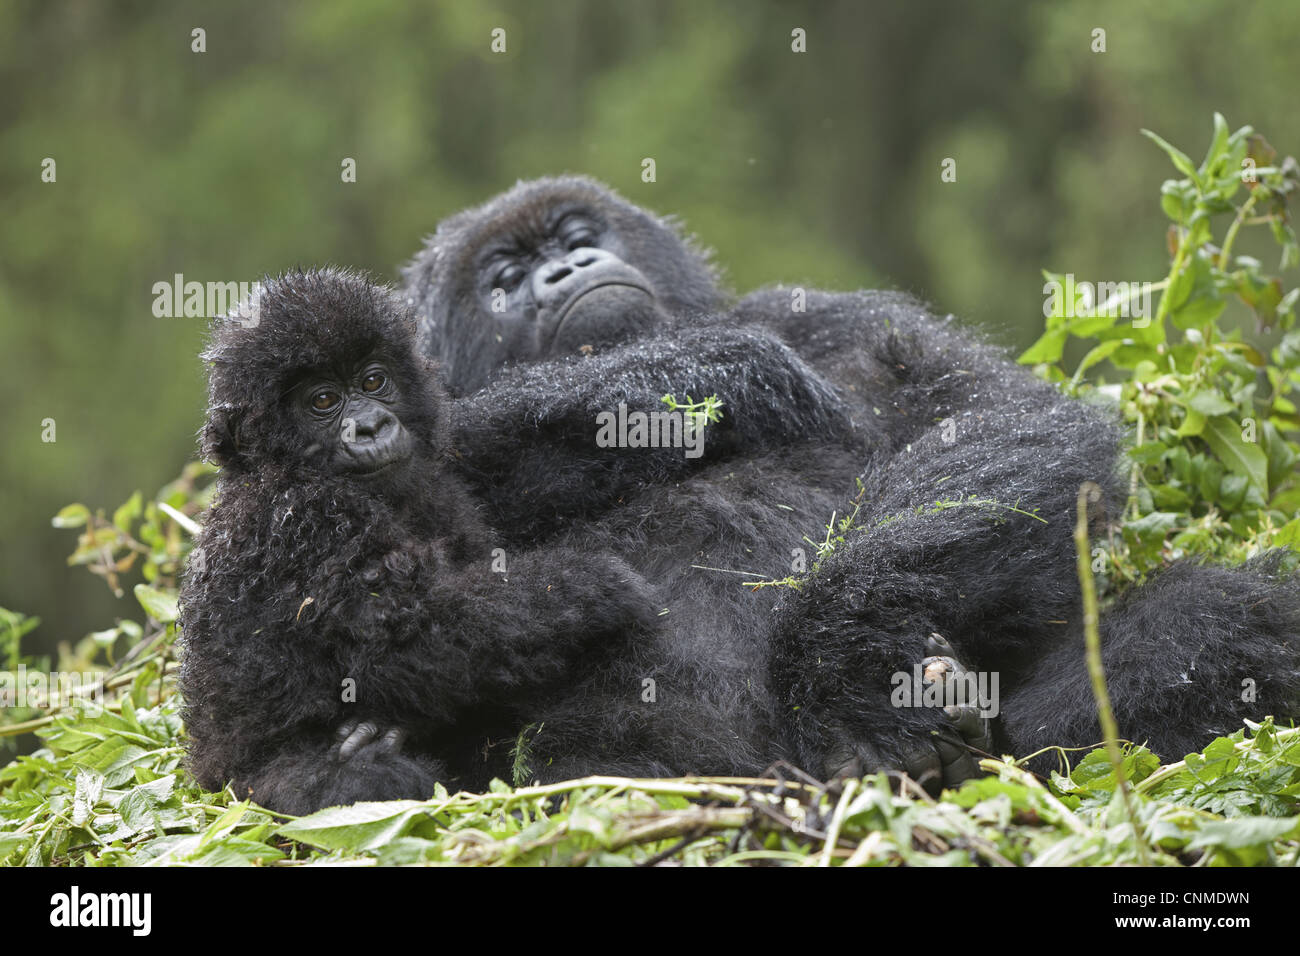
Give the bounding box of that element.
[338,721,380,760]
[376,727,405,754]
[827,753,864,780]
[944,704,993,750]
[925,633,954,657]
[929,728,984,788]
[921,654,962,684]
[930,727,968,766]
[940,749,984,788]
[901,743,944,793]
[334,719,359,742]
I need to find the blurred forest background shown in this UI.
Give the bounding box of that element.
[2,0,1299,657]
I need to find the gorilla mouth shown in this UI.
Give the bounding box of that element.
[551,281,654,344]
[345,436,414,477]
[350,458,399,477]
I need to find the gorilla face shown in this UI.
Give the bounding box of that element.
[472,206,663,360]
[402,176,727,394]
[201,268,443,495]
[291,360,414,478]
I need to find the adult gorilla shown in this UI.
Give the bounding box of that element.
[402,177,1300,778]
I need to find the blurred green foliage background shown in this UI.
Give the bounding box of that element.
[2,0,1299,656]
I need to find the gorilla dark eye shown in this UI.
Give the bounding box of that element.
[362,372,386,393]
[493,263,527,291]
[564,229,599,251]
[311,391,340,411]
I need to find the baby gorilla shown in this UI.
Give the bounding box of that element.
[179,268,659,815]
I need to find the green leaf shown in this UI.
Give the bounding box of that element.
[198,801,253,850]
[1176,408,1207,437]
[1218,473,1248,510]
[1018,329,1067,365]
[71,769,105,826]
[567,804,615,847]
[1159,180,1191,222]
[277,801,437,851]
[1127,441,1169,464]
[1141,128,1201,185]
[1188,815,1300,850]
[1121,511,1180,549]
[51,504,90,529]
[1275,518,1300,549]
[113,491,143,533]
[1186,391,1236,416]
[1164,264,1195,315]
[1199,112,1231,179]
[1149,483,1191,510]
[185,837,286,866]
[88,627,121,650]
[1261,421,1298,491]
[1201,415,1269,497]
[133,584,178,623]
[1072,340,1123,380]
[76,737,150,785]
[1170,295,1226,330]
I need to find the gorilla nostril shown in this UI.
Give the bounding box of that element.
[573,253,597,268]
[354,413,394,440]
[545,266,572,285]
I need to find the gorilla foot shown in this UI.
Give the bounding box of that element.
[335,719,405,761]
[827,634,993,795]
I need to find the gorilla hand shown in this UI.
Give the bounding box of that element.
[899,634,993,793]
[336,719,406,761]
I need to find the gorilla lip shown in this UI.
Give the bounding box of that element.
[347,453,409,478]
[551,280,653,344]
[345,441,414,477]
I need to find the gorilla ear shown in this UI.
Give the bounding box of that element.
[200,403,242,467]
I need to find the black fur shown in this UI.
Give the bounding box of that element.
[405,177,1300,780]
[179,268,660,814]
[401,176,725,396]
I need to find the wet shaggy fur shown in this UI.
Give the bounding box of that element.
[406,176,1300,778]
[179,269,661,814]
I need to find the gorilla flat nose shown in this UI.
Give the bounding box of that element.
[352,409,395,440]
[541,250,600,284]
[543,264,573,285]
[532,248,619,308]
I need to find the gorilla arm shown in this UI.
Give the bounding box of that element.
[753,287,1300,773]
[451,323,853,539]
[332,541,661,719]
[181,485,659,815]
[732,287,1049,450]
[768,345,1126,778]
[1001,555,1300,770]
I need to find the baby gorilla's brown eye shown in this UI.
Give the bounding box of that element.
[312,391,339,411]
[362,372,386,393]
